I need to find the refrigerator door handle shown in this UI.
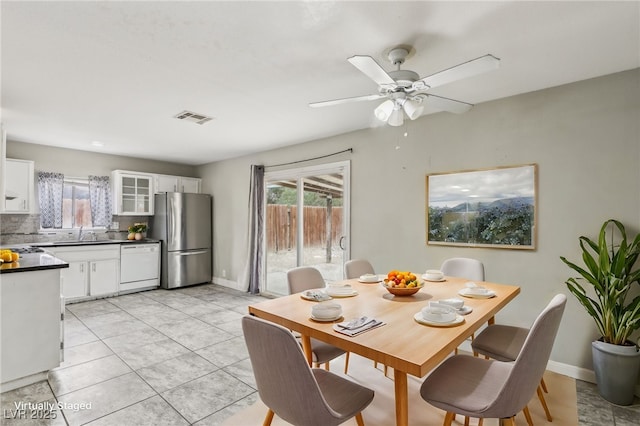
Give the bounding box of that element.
[175,250,208,256]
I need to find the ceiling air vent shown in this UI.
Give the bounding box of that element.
[174,110,214,125]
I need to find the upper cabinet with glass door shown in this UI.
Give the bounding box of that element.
[111,170,154,215]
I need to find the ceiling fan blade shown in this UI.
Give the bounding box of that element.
[425,94,473,114]
[347,55,397,88]
[309,93,386,108]
[413,54,500,90]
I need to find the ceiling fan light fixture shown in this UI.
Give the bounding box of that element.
[374,99,394,121]
[388,107,404,126]
[403,99,424,120]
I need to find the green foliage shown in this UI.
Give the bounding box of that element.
[267,187,342,206]
[560,219,640,346]
[428,202,533,245]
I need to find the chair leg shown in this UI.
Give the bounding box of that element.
[443,412,455,426]
[263,409,275,426]
[464,416,470,426]
[478,418,484,426]
[383,364,388,377]
[324,362,330,371]
[522,405,534,426]
[344,352,350,374]
[498,417,515,426]
[540,377,548,393]
[537,385,553,421]
[355,412,365,426]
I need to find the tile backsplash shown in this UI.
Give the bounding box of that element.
[0,214,152,245]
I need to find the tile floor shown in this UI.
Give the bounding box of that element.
[1,283,638,425]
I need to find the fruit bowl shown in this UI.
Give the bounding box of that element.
[382,281,424,296]
[382,270,423,296]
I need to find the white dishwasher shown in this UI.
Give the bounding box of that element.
[120,243,160,293]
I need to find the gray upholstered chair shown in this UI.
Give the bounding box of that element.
[287,266,350,373]
[440,257,485,282]
[472,322,553,424]
[440,257,485,356]
[420,294,566,426]
[342,259,388,375]
[344,259,375,279]
[242,315,374,426]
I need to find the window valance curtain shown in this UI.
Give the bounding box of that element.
[37,172,64,228]
[89,175,112,227]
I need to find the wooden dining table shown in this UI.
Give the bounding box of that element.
[248,275,520,426]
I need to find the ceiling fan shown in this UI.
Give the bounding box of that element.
[309,46,500,126]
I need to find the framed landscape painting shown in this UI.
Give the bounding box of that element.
[426,164,537,249]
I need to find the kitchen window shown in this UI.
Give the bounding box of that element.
[62,178,93,229]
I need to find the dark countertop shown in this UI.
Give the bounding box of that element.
[0,253,69,274]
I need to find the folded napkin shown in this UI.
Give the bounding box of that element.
[326,285,355,296]
[333,316,385,336]
[304,290,331,301]
[466,286,491,295]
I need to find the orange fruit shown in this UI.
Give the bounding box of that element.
[0,253,12,262]
[10,252,19,262]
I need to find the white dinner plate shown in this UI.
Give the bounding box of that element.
[421,274,446,282]
[414,312,465,327]
[458,288,496,299]
[310,313,342,322]
[326,289,358,298]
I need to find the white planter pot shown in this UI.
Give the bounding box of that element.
[592,340,640,405]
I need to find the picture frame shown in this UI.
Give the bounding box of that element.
[426,164,537,249]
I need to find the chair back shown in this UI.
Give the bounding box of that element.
[241,315,339,425]
[440,257,485,281]
[488,294,567,417]
[344,259,375,279]
[287,266,326,294]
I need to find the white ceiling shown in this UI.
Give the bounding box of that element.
[2,1,639,165]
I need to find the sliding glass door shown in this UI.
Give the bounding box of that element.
[263,161,350,296]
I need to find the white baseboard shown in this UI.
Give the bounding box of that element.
[211,276,240,290]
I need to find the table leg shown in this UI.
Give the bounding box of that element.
[301,335,313,366]
[393,369,409,426]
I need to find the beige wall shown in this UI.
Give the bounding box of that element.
[198,69,640,377]
[6,142,199,177]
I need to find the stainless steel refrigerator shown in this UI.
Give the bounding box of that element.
[150,193,212,289]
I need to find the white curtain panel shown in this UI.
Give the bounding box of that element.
[88,175,112,227]
[37,171,64,228]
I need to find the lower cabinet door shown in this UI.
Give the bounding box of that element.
[61,261,88,300]
[89,259,119,296]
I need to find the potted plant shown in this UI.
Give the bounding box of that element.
[560,219,640,405]
[128,223,147,240]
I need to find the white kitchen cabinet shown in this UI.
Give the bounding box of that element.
[50,245,120,302]
[112,170,154,215]
[154,173,201,193]
[180,176,201,193]
[61,261,88,300]
[89,259,119,295]
[4,158,34,213]
[1,268,62,392]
